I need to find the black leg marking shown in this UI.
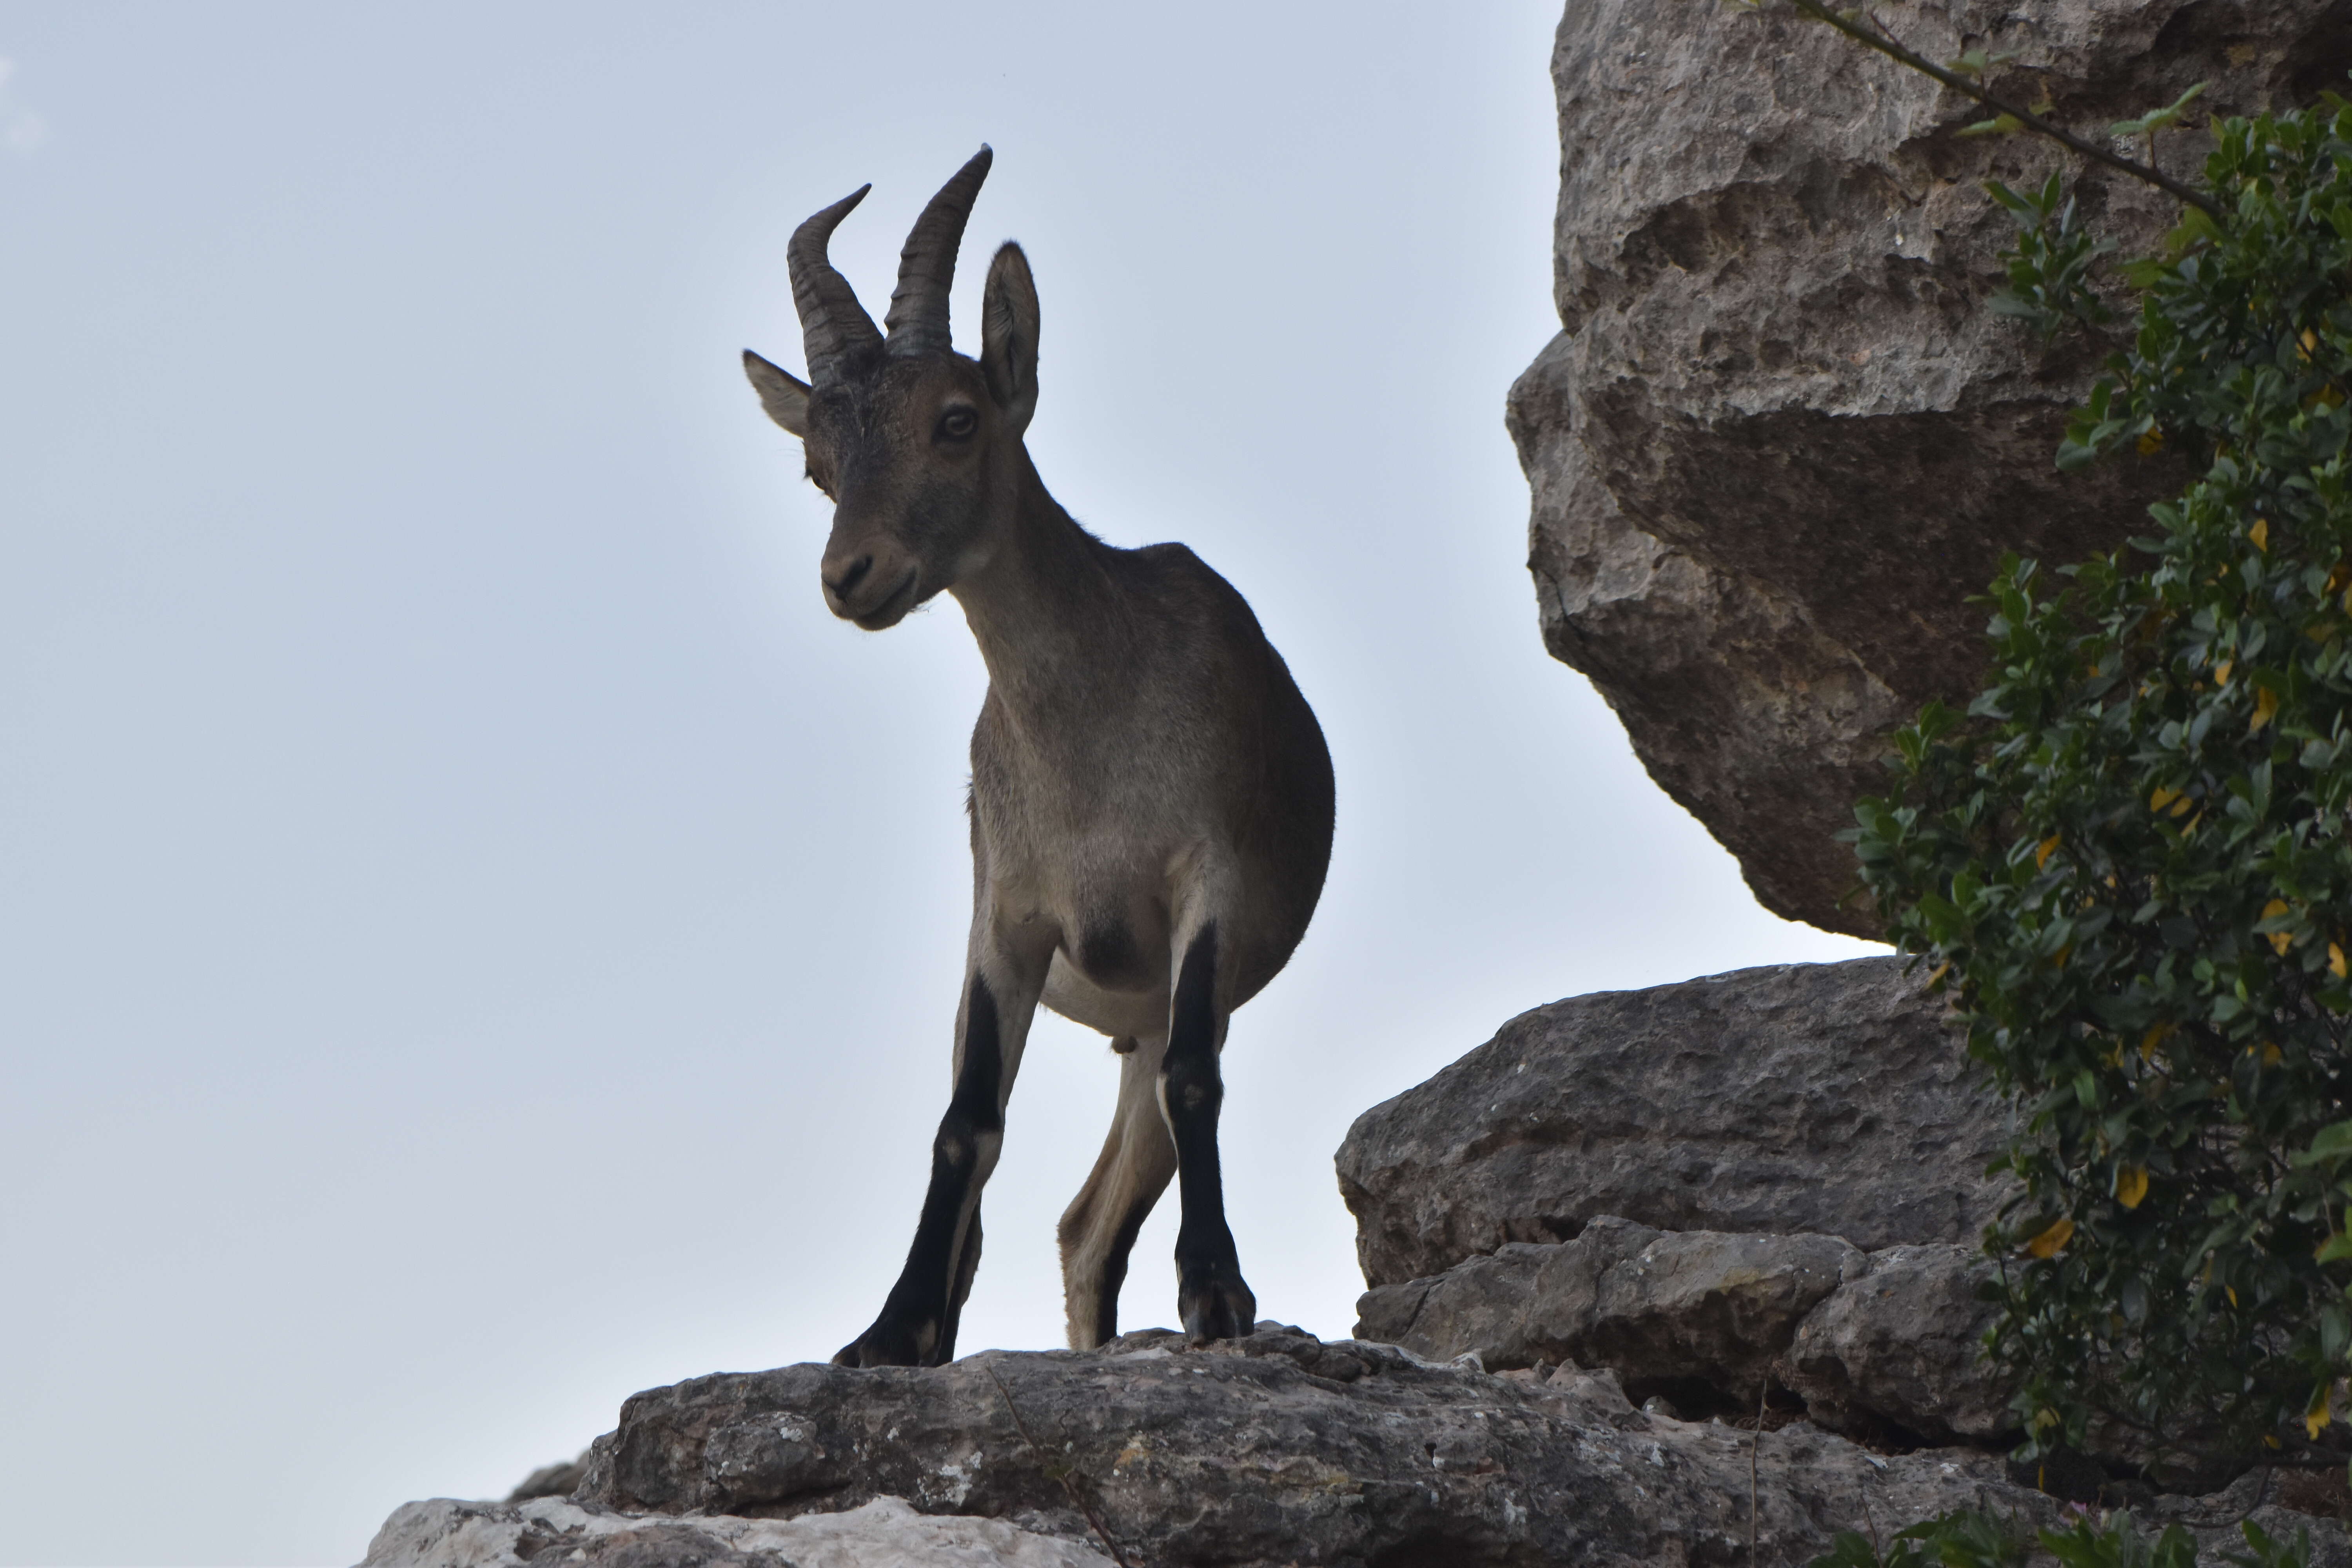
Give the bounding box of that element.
[942,1208,983,1355]
[1163,922,1254,1345]
[834,974,1003,1368]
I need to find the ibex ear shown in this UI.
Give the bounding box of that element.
[981,242,1039,435]
[742,348,811,437]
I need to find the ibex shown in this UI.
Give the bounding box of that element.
[741,148,1334,1367]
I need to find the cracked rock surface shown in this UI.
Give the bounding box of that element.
[1357,1224,2012,1448]
[359,1493,1112,1567]
[365,1327,2351,1568]
[569,1325,2052,1566]
[1512,0,2348,934]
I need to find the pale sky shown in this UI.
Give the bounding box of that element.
[0,5,1882,1563]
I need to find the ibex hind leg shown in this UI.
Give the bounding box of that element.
[1058,1034,1176,1349]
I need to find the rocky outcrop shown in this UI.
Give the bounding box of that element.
[1340,957,2029,1456]
[1336,956,2009,1288]
[362,1494,1113,1567]
[1511,0,2351,935]
[566,1324,2055,1566]
[1783,1244,2014,1446]
[505,1453,588,1503]
[1356,1224,2011,1448]
[1354,1221,1864,1405]
[363,1326,2352,1567]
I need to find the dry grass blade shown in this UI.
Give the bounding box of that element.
[1751,1378,1764,1564]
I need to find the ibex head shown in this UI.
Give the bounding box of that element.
[742,147,1041,630]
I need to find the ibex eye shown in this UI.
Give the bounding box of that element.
[938,408,978,440]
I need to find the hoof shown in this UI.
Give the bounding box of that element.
[831,1315,941,1368]
[1178,1267,1256,1346]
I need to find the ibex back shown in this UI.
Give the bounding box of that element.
[743,147,1334,1366]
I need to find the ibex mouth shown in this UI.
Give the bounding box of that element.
[851,567,921,630]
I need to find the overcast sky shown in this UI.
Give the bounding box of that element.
[0,5,1882,1564]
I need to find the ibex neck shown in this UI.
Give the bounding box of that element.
[949,450,1128,710]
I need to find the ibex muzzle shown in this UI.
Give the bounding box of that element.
[742,149,1333,1367]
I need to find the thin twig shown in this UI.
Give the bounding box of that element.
[1769,0,2226,218]
[982,1361,1134,1568]
[1751,1377,1766,1565]
[2229,1461,2274,1530]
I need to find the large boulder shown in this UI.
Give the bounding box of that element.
[1510,0,2351,935]
[1782,1243,2014,1446]
[1356,1225,2012,1448]
[1336,957,2009,1289]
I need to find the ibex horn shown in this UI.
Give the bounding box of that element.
[789,185,883,386]
[884,145,993,358]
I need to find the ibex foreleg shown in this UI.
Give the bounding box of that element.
[833,940,1045,1368]
[1162,916,1256,1345]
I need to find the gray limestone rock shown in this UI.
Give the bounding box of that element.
[1336,956,2009,1288]
[1360,1229,2015,1449]
[504,1452,587,1503]
[1783,1243,2015,1446]
[359,1493,1111,1568]
[1510,0,2350,935]
[564,1323,2061,1566]
[1355,1220,1865,1409]
[359,1332,2352,1564]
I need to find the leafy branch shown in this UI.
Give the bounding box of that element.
[1758,0,2225,218]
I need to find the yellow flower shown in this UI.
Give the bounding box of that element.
[2027,1217,2076,1258]
[2116,1165,2149,1209]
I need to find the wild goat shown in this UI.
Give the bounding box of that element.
[741,148,1334,1367]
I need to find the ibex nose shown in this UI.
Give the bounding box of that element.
[824,553,874,600]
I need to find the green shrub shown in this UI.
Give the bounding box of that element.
[1806,1506,2310,1568]
[1852,101,2352,1475]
